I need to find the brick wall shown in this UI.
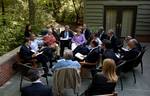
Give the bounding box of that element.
[0,47,19,86]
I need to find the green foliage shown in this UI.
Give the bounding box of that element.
[0,0,83,56]
[0,25,24,56]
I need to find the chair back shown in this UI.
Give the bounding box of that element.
[117,59,135,73]
[133,48,146,67]
[53,68,81,96]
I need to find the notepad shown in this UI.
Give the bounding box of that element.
[75,53,86,60]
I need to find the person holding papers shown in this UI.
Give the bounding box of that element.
[30,33,53,68]
[60,25,73,57]
[75,40,100,63]
[71,27,86,51]
[19,39,51,75]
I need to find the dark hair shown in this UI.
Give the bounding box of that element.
[25,24,31,32]
[102,39,111,49]
[91,40,99,47]
[94,33,99,37]
[23,38,30,44]
[27,69,40,82]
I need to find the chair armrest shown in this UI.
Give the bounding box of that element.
[80,61,97,66]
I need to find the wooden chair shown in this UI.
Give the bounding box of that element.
[53,68,81,96]
[16,52,38,68]
[80,61,98,79]
[92,92,118,96]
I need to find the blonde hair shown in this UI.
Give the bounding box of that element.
[102,59,118,83]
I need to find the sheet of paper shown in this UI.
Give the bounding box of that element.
[75,53,85,60]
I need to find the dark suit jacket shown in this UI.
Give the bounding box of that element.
[85,47,100,63]
[102,49,119,63]
[59,31,73,39]
[82,28,91,41]
[52,30,60,41]
[122,47,140,61]
[109,35,119,52]
[86,73,116,95]
[98,31,108,41]
[21,83,53,96]
[19,44,34,60]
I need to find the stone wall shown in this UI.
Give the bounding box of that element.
[0,47,19,86]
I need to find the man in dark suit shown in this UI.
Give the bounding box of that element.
[21,69,53,96]
[82,24,91,42]
[102,40,120,63]
[51,25,60,42]
[122,39,140,60]
[59,25,74,57]
[107,29,118,52]
[97,26,108,41]
[84,40,100,63]
[19,39,50,74]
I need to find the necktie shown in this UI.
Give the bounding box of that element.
[64,32,67,38]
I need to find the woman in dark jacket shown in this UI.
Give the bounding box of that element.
[24,24,32,39]
[85,59,118,95]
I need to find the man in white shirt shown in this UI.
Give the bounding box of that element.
[30,33,53,68]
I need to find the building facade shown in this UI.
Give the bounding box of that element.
[84,0,150,42]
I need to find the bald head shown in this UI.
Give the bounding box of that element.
[127,39,138,49]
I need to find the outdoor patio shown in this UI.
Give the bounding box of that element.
[0,43,150,96]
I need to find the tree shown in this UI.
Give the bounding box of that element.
[72,0,83,24]
[28,0,36,25]
[1,0,6,25]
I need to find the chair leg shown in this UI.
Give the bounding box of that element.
[120,77,123,91]
[20,75,23,91]
[132,70,136,84]
[141,61,143,74]
[46,76,49,86]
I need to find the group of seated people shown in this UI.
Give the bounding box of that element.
[20,23,143,96]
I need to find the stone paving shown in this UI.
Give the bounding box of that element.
[0,43,150,96]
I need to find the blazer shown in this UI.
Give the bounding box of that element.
[82,28,91,41]
[19,44,34,60]
[85,47,100,63]
[122,47,140,61]
[86,73,116,95]
[102,49,119,63]
[110,35,118,49]
[59,31,73,40]
[21,82,53,96]
[98,31,108,41]
[52,30,60,41]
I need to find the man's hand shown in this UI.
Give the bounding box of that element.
[32,54,37,58]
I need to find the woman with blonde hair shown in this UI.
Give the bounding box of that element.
[85,58,118,95]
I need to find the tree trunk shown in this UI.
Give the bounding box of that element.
[1,0,6,25]
[51,0,62,22]
[72,0,81,24]
[28,0,36,25]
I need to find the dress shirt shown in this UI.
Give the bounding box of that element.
[72,34,86,45]
[30,39,43,53]
[52,59,81,71]
[99,31,104,39]
[64,31,69,39]
[32,79,43,84]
